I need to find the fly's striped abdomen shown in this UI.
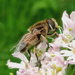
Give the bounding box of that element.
[15,31,41,53]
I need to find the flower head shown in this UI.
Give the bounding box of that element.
[7,11,75,75]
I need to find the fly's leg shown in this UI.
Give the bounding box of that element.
[34,47,40,68]
[47,32,59,37]
[54,32,59,37]
[28,50,31,62]
[41,35,48,43]
[35,51,40,68]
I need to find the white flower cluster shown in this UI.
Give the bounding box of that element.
[7,11,75,75]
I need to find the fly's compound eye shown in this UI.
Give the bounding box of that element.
[46,18,55,30]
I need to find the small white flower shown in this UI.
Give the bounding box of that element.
[53,34,70,48]
[62,11,75,39]
[7,52,37,69]
[12,52,28,63]
[60,48,75,65]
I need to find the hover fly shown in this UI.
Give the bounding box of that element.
[15,18,59,61]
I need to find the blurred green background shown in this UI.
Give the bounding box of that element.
[0,0,75,75]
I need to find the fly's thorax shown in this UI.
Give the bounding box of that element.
[40,27,48,37]
[29,19,48,34]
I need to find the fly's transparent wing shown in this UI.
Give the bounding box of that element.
[15,33,30,52]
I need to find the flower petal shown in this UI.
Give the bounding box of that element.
[37,41,47,53]
[30,53,37,66]
[60,50,73,56]
[67,55,75,60]
[7,60,25,69]
[68,60,75,64]
[70,11,75,22]
[62,11,73,30]
[12,52,28,63]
